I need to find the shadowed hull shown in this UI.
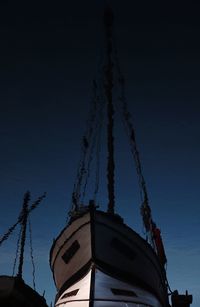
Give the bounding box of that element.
[0,276,48,307]
[50,209,169,306]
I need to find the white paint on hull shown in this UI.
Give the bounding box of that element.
[55,269,162,307]
[56,270,91,306]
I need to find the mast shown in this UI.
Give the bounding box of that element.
[104,6,115,215]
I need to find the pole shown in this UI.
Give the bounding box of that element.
[104,6,115,215]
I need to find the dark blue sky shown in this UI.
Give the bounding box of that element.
[0,1,200,306]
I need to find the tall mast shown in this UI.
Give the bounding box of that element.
[104,7,115,215]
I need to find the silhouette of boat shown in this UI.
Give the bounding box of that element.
[49,7,173,307]
[0,275,47,307]
[0,192,48,307]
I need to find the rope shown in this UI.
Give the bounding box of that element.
[94,92,105,201]
[113,47,168,264]
[81,82,106,203]
[12,226,22,276]
[0,221,21,247]
[71,80,98,211]
[29,192,46,211]
[72,140,88,209]
[17,191,30,279]
[113,41,148,205]
[1,191,46,282]
[16,191,46,279]
[28,217,36,290]
[81,81,100,203]
[0,192,46,247]
[111,33,160,253]
[81,126,97,203]
[166,275,173,294]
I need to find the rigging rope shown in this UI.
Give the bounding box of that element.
[17,191,46,279]
[81,135,95,203]
[117,75,155,245]
[69,8,117,215]
[0,220,21,247]
[71,80,99,212]
[29,192,47,212]
[112,38,168,267]
[81,81,105,204]
[69,9,166,272]
[17,191,30,279]
[0,192,46,247]
[81,81,100,203]
[12,226,22,276]
[113,35,151,207]
[93,91,105,201]
[92,48,108,203]
[70,75,107,213]
[28,217,36,290]
[1,191,46,284]
[113,39,148,205]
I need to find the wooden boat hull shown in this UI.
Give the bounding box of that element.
[50,208,169,306]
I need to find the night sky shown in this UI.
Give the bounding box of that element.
[0,1,200,306]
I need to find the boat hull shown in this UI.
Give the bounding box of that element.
[0,276,48,307]
[55,268,162,307]
[50,209,169,306]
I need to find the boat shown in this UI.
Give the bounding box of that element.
[0,275,47,307]
[50,206,168,307]
[50,6,193,307]
[0,191,48,307]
